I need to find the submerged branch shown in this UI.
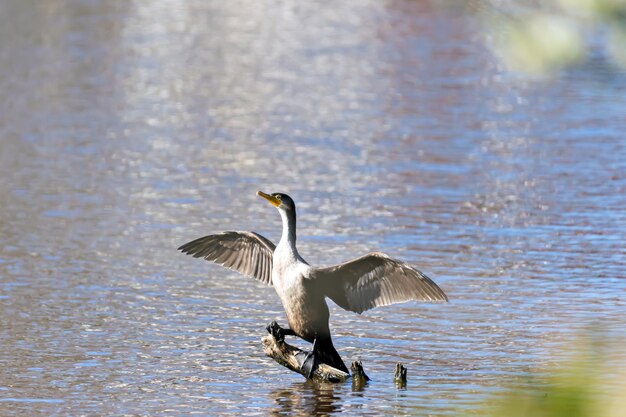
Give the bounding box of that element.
[261,334,350,383]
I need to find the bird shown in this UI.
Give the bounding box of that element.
[178,191,448,376]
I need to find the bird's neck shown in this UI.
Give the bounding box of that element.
[278,208,298,253]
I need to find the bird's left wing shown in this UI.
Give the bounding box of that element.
[178,231,275,285]
[310,252,447,314]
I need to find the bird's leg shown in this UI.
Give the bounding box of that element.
[297,336,318,379]
[266,320,296,343]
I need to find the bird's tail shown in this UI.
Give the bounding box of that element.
[315,338,349,374]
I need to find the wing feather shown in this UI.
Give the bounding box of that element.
[178,231,275,285]
[311,252,447,314]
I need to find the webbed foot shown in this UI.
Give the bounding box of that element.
[266,320,297,342]
[295,349,317,379]
[266,320,284,342]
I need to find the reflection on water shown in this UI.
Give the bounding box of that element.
[270,382,343,417]
[1,0,625,415]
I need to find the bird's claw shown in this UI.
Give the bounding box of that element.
[266,320,285,343]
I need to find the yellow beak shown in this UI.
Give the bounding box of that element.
[257,191,281,207]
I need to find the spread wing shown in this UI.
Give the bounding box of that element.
[311,252,447,314]
[178,231,275,285]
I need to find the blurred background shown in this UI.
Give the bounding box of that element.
[0,0,624,416]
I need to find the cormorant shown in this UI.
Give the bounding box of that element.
[179,191,448,376]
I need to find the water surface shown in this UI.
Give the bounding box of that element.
[1,0,625,415]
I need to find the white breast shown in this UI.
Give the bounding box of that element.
[272,255,330,340]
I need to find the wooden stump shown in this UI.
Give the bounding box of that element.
[394,362,407,388]
[261,321,378,385]
[350,360,370,390]
[261,334,350,383]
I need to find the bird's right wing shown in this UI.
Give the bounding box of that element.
[178,231,275,285]
[310,252,447,314]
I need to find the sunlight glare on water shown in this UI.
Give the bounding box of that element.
[0,0,624,415]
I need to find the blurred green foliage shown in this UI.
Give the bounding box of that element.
[470,0,626,73]
[478,338,625,417]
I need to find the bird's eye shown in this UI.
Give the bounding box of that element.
[275,194,282,200]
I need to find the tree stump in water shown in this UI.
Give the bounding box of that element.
[261,321,370,384]
[394,362,407,388]
[261,334,350,382]
[350,360,370,390]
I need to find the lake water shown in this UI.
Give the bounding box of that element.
[1,1,625,415]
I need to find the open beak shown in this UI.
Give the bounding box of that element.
[257,191,281,207]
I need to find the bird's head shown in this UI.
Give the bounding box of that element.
[257,191,295,212]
